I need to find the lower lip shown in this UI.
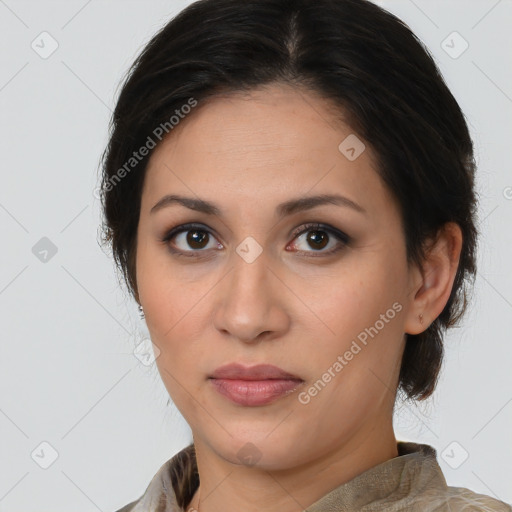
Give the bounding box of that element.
[209,378,303,406]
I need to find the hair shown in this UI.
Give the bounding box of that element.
[100,0,477,409]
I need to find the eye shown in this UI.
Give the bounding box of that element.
[287,223,350,256]
[161,223,223,257]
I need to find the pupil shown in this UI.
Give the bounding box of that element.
[308,231,328,250]
[188,230,208,249]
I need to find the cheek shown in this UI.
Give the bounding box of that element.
[301,253,407,375]
[310,262,404,336]
[150,314,206,419]
[137,239,190,333]
[154,352,206,430]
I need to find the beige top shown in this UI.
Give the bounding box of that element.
[115,441,511,512]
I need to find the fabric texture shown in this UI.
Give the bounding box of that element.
[114,441,511,512]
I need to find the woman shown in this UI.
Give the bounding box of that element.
[100,0,511,510]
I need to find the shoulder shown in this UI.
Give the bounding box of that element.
[113,500,139,512]
[444,486,511,512]
[410,485,512,512]
[112,444,196,512]
[110,458,179,512]
[112,459,180,511]
[395,441,511,512]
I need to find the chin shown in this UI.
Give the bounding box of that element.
[207,430,307,471]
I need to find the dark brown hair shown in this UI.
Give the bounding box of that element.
[99,0,478,408]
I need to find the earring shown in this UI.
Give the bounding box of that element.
[138,304,145,319]
[419,313,423,325]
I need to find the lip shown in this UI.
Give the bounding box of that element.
[209,363,304,406]
[210,363,301,380]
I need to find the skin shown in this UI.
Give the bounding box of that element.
[135,83,462,512]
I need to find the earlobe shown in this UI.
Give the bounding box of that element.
[404,222,463,335]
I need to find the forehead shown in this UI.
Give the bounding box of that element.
[141,84,396,223]
[150,84,364,164]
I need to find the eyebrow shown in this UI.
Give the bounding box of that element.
[150,193,367,217]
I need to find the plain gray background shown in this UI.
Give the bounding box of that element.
[0,0,511,510]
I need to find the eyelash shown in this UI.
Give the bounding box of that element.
[160,222,351,258]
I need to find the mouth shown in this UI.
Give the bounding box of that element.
[208,363,304,407]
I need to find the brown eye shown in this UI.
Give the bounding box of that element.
[185,229,210,249]
[305,230,329,250]
[161,223,222,255]
[289,223,350,256]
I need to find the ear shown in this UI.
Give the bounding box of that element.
[404,222,463,335]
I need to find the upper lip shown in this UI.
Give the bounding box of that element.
[209,363,302,381]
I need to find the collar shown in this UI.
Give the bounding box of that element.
[123,441,509,512]
[306,441,446,511]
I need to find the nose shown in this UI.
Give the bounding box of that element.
[212,245,290,344]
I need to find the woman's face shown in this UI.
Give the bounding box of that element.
[136,84,419,469]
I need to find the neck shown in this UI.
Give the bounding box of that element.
[189,419,398,512]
